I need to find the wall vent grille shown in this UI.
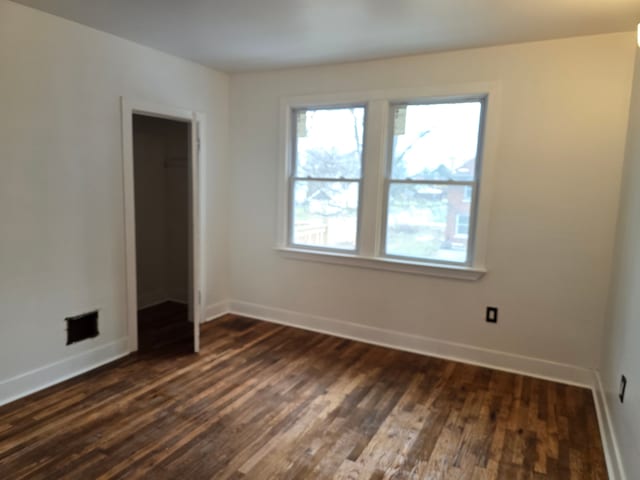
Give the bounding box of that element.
[66,311,99,345]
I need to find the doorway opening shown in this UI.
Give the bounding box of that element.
[122,99,203,355]
[133,115,192,353]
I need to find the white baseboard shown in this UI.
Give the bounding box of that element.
[228,300,594,388]
[0,338,129,407]
[593,371,626,480]
[204,300,230,322]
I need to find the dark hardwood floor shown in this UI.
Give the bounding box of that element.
[137,301,193,354]
[0,312,607,479]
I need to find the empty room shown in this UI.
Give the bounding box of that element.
[1,0,639,478]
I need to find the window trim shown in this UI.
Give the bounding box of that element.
[277,84,501,281]
[276,247,486,281]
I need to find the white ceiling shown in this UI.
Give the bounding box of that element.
[12,0,640,72]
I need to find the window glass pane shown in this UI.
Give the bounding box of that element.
[463,186,473,202]
[295,107,365,179]
[391,102,482,181]
[386,184,471,263]
[456,214,470,236]
[293,180,359,250]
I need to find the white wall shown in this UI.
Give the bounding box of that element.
[0,0,229,400]
[228,33,636,378]
[599,49,640,479]
[133,115,189,308]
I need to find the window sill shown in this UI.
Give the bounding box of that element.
[276,247,487,281]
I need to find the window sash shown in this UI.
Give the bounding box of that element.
[388,100,483,183]
[288,178,362,252]
[381,179,478,266]
[288,105,366,252]
[380,98,485,267]
[291,105,366,181]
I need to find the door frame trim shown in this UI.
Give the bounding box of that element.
[120,97,204,353]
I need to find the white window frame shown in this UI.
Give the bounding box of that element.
[288,104,367,253]
[276,84,501,281]
[382,97,486,267]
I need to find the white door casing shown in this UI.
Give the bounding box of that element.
[121,97,205,353]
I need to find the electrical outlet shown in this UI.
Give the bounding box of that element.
[619,375,627,403]
[486,307,498,323]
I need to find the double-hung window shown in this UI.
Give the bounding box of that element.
[385,100,484,265]
[289,106,365,251]
[282,91,491,279]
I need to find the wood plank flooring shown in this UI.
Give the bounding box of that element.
[0,314,607,479]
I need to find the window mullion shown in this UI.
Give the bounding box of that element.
[358,99,388,257]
